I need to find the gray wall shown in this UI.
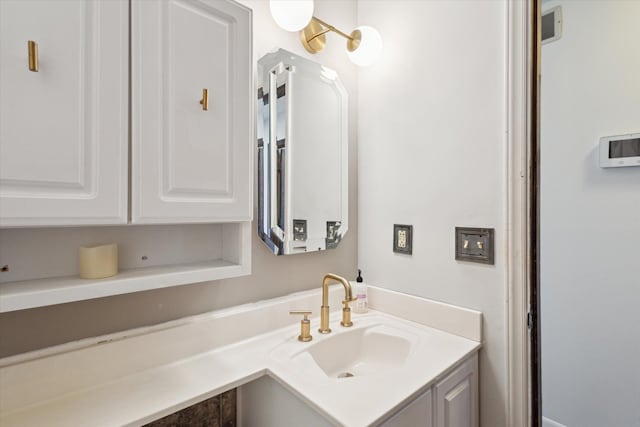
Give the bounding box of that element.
[356,1,508,426]
[540,2,640,427]
[0,0,358,358]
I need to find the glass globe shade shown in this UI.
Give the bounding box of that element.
[269,0,314,32]
[347,26,382,67]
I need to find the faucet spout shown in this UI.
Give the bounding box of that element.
[319,273,355,334]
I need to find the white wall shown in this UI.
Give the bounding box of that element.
[540,2,640,427]
[0,0,358,357]
[356,1,508,426]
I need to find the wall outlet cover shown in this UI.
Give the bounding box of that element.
[393,224,413,255]
[455,227,495,265]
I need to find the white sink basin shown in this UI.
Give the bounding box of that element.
[301,325,414,378]
[271,315,419,379]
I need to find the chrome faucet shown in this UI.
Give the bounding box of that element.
[319,273,356,334]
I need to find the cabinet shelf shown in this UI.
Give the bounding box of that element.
[0,259,248,313]
[0,222,251,313]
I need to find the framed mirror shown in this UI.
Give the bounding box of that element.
[257,49,348,255]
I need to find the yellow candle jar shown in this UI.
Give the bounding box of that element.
[79,243,118,279]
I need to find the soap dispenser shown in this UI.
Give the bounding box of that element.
[352,269,368,314]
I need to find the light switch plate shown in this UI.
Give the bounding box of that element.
[455,227,494,265]
[293,219,307,241]
[393,224,413,255]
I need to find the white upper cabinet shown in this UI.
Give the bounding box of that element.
[0,0,252,227]
[131,0,252,224]
[0,0,129,227]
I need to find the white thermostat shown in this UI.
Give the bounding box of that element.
[599,133,640,168]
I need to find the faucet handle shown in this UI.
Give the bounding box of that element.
[342,297,357,305]
[289,310,313,342]
[289,310,312,320]
[340,300,354,328]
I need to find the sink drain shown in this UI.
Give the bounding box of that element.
[337,372,354,378]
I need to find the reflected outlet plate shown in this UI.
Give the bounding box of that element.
[393,224,413,255]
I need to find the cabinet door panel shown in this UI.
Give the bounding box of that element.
[435,356,478,427]
[171,2,229,195]
[381,389,433,427]
[132,0,252,223]
[0,0,128,226]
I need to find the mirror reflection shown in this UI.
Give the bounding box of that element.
[257,49,348,255]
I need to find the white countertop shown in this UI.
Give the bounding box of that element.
[0,286,482,427]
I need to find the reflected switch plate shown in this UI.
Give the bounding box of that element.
[455,227,494,265]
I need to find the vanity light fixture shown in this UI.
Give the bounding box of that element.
[269,0,314,32]
[269,0,382,66]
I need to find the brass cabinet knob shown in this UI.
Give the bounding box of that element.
[289,310,312,342]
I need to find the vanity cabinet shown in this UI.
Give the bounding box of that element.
[0,0,251,226]
[434,355,478,427]
[380,389,433,427]
[0,0,129,227]
[238,354,478,427]
[379,354,477,427]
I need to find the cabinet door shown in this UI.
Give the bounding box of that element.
[132,0,252,224]
[0,0,128,227]
[434,355,478,427]
[381,389,433,427]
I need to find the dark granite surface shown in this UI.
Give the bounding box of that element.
[220,389,236,427]
[144,389,236,427]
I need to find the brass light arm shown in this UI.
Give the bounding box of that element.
[301,17,361,54]
[305,26,331,44]
[309,17,355,42]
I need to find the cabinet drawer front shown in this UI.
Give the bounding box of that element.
[0,0,128,226]
[132,0,252,223]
